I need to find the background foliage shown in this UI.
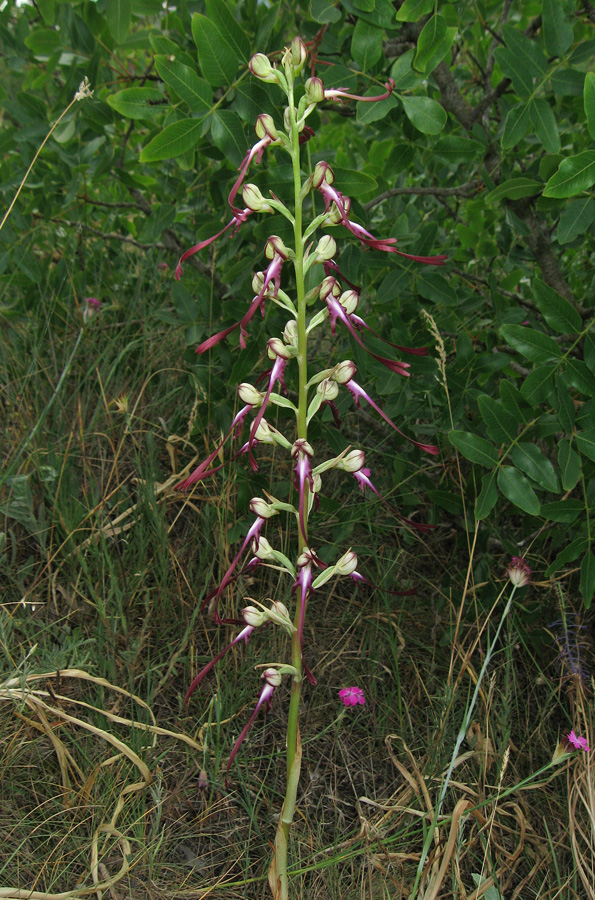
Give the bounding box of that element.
[1,0,594,897]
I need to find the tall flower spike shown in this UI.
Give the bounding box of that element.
[345,377,439,456]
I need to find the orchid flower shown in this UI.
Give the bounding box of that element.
[306,76,396,105]
[345,376,439,456]
[292,439,314,542]
[175,403,253,492]
[226,668,282,783]
[185,624,255,705]
[352,465,434,534]
[175,208,252,281]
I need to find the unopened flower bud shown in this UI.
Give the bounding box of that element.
[253,535,275,559]
[297,546,318,567]
[243,183,272,213]
[271,600,290,620]
[255,113,278,141]
[243,606,268,627]
[315,235,336,261]
[265,235,289,260]
[290,37,307,74]
[267,336,293,359]
[317,378,339,401]
[283,319,298,347]
[250,497,277,518]
[313,161,334,188]
[319,276,341,301]
[325,200,347,225]
[238,382,264,406]
[333,360,357,384]
[249,53,281,84]
[305,76,325,104]
[263,667,283,687]
[253,419,276,444]
[252,271,265,294]
[337,449,365,473]
[339,290,359,314]
[335,549,358,576]
[311,472,322,494]
[292,438,314,458]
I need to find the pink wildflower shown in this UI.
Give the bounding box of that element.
[339,686,365,707]
[565,730,591,752]
[507,556,532,587]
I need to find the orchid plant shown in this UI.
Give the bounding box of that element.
[175,39,445,900]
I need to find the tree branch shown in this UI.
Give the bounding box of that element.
[364,181,482,213]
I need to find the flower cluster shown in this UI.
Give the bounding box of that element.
[175,40,443,795]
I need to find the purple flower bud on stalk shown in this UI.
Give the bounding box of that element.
[305,76,325,104]
[226,668,282,783]
[290,36,307,74]
[315,234,337,261]
[229,136,277,216]
[507,557,532,587]
[249,53,284,85]
[243,183,273,213]
[255,113,278,141]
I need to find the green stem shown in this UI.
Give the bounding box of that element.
[271,68,309,900]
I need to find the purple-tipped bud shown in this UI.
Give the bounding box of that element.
[249,53,281,84]
[335,549,358,575]
[253,419,276,444]
[238,382,264,406]
[250,497,278,518]
[507,557,532,587]
[337,449,366,473]
[315,235,337,261]
[255,113,278,141]
[319,276,341,301]
[334,360,357,384]
[339,290,359,315]
[263,667,283,687]
[292,438,314,458]
[305,76,325,104]
[265,235,289,260]
[242,183,272,213]
[253,535,275,559]
[313,161,334,188]
[297,546,319,568]
[267,336,293,360]
[252,270,265,294]
[243,605,268,627]
[290,36,307,74]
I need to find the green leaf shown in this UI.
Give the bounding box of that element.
[449,431,499,467]
[478,395,519,443]
[433,136,484,164]
[211,110,246,167]
[417,271,456,305]
[427,489,463,513]
[502,103,532,149]
[576,430,595,462]
[24,28,61,56]
[140,118,205,162]
[494,48,533,97]
[555,377,576,433]
[580,552,595,608]
[400,96,447,134]
[520,366,556,406]
[585,72,595,141]
[501,24,547,77]
[414,15,456,76]
[557,197,595,244]
[36,0,55,26]
[530,99,560,153]
[510,442,559,492]
[155,57,212,116]
[497,466,541,515]
[107,87,165,119]
[543,151,595,199]
[356,91,400,123]
[105,0,131,44]
[332,167,377,197]
[542,0,574,57]
[351,19,384,71]
[191,14,238,87]
[396,0,433,21]
[558,440,581,490]
[541,499,583,523]
[205,0,250,63]
[354,0,375,10]
[310,0,342,23]
[390,49,417,90]
[565,360,595,397]
[551,69,585,96]
[475,472,498,520]
[485,177,542,204]
[500,325,562,363]
[546,537,589,576]
[532,278,582,333]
